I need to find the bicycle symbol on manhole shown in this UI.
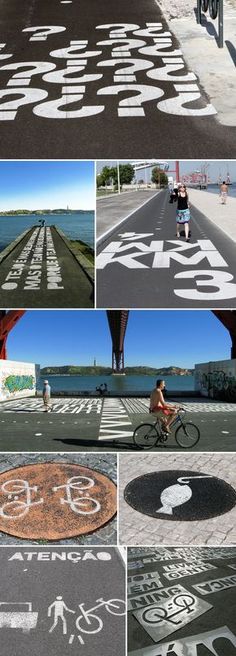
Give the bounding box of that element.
[0,463,117,539]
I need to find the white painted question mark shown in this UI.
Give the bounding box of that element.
[96,23,140,38]
[22,25,66,41]
[33,86,104,118]
[97,58,154,82]
[97,83,164,116]
[0,61,56,87]
[96,38,146,57]
[0,43,13,60]
[0,88,48,120]
[43,62,102,84]
[50,41,102,59]
[158,84,217,116]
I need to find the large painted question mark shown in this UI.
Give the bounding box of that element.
[43,62,102,84]
[97,83,164,116]
[0,88,48,120]
[147,60,197,82]
[97,58,154,82]
[96,23,140,38]
[139,42,182,57]
[50,40,102,59]
[0,62,56,87]
[96,38,146,56]
[22,25,66,41]
[158,83,217,116]
[33,86,104,118]
[0,43,13,60]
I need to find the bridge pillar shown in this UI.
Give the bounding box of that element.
[107,311,129,373]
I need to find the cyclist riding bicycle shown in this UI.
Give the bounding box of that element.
[149,379,180,434]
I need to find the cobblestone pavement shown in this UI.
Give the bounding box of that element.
[0,453,117,545]
[119,453,236,546]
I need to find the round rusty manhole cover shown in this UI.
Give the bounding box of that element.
[0,463,117,540]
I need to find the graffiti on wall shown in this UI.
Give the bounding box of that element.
[197,369,236,402]
[3,375,35,394]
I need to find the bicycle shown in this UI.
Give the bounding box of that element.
[142,593,195,626]
[76,597,126,634]
[201,0,219,20]
[133,408,200,450]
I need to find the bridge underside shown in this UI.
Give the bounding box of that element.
[106,310,129,373]
[0,311,25,359]
[213,310,236,359]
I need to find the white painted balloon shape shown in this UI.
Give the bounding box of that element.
[156,475,213,515]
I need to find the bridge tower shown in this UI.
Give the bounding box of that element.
[106,311,129,373]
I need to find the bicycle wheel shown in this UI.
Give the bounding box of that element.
[201,0,209,10]
[209,0,218,18]
[76,613,103,634]
[106,599,126,616]
[175,422,200,448]
[142,606,166,624]
[133,423,158,449]
[174,594,195,610]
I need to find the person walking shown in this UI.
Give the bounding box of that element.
[43,379,52,412]
[149,379,179,434]
[176,184,191,241]
[220,181,228,204]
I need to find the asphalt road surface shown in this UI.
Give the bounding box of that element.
[1,0,236,158]
[96,189,236,308]
[0,397,235,451]
[0,226,93,308]
[128,547,236,655]
[0,546,125,656]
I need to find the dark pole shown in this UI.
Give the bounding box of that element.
[197,0,202,24]
[218,0,224,48]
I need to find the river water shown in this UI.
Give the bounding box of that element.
[38,374,195,393]
[0,212,94,251]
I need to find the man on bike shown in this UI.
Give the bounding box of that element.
[149,379,179,434]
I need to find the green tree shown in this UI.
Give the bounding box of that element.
[98,166,112,187]
[110,164,134,188]
[151,167,168,188]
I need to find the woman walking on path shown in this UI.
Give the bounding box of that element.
[176,184,191,241]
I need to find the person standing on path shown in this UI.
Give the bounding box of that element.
[220,181,228,204]
[176,184,191,242]
[43,379,52,412]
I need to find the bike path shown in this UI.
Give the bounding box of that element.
[0,0,236,158]
[0,397,236,451]
[96,190,236,308]
[0,546,125,656]
[128,548,236,655]
[0,226,93,307]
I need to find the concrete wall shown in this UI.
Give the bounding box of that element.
[0,360,39,402]
[195,359,236,402]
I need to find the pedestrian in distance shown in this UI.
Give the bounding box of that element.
[220,181,228,205]
[43,379,52,412]
[176,184,191,242]
[149,379,180,434]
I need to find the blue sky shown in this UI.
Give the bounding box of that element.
[0,161,95,211]
[6,310,231,369]
[96,161,235,183]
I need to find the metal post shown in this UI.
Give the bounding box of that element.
[117,161,121,194]
[197,0,202,24]
[218,0,224,48]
